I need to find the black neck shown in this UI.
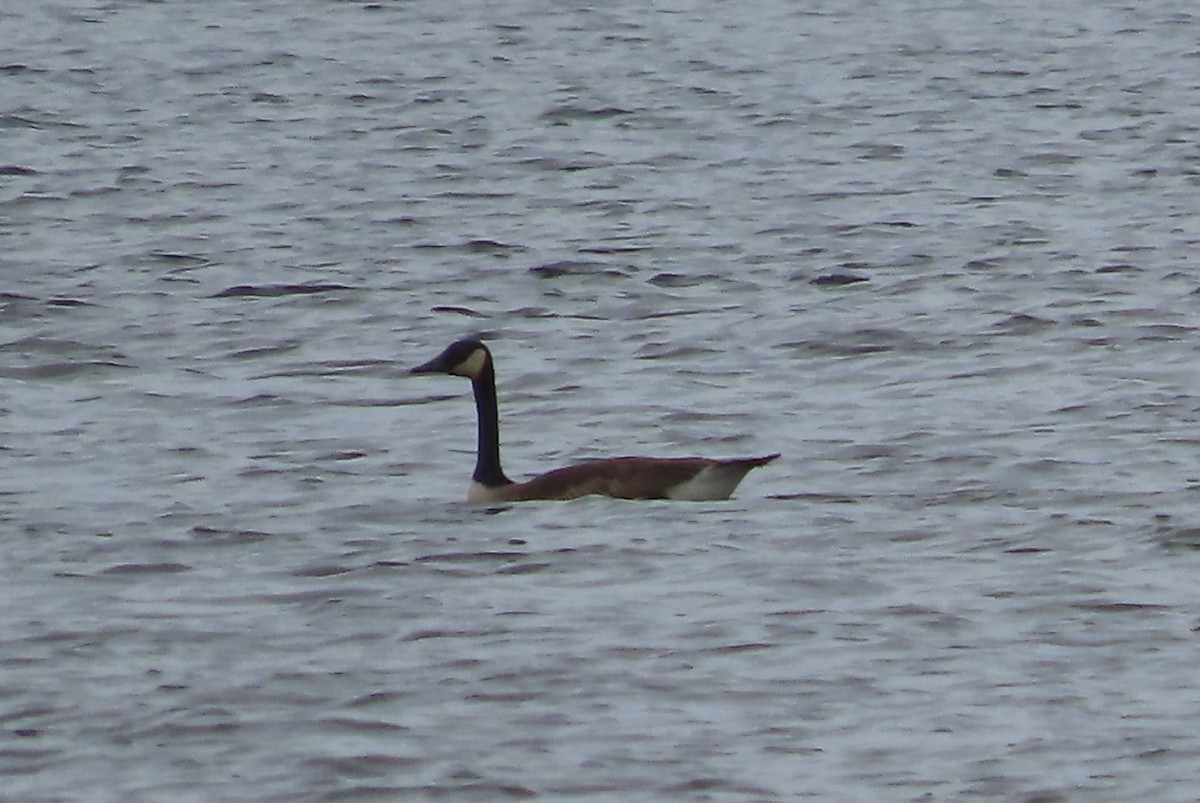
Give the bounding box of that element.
[471,359,513,488]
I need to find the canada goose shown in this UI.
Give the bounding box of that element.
[410,338,779,502]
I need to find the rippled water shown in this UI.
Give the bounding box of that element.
[4,0,1200,800]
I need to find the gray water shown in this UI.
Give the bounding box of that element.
[3,0,1200,800]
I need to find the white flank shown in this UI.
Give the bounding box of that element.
[665,463,754,501]
[467,481,505,503]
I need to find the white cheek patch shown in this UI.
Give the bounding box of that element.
[453,348,487,379]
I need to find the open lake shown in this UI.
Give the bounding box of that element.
[3,0,1200,800]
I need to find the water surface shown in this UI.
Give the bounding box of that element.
[3,0,1200,800]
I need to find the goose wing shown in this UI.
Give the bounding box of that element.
[505,454,778,501]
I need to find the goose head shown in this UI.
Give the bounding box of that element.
[410,338,491,380]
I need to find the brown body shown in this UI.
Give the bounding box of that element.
[412,338,778,503]
[470,454,780,503]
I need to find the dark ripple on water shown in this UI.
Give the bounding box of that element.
[4,0,1200,800]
